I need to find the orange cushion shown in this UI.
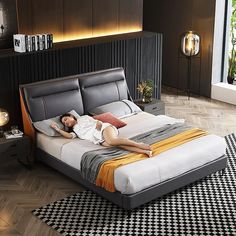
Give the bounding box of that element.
[93,112,127,129]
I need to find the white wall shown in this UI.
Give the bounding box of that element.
[210,0,236,105]
[211,0,230,85]
[212,82,236,105]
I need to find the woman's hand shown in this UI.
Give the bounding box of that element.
[96,121,102,131]
[50,123,60,132]
[50,122,74,139]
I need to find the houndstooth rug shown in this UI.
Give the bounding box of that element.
[32,134,236,236]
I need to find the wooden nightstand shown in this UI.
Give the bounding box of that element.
[0,135,32,169]
[134,98,165,115]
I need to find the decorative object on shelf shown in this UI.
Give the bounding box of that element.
[137,80,154,103]
[0,108,9,137]
[13,33,53,53]
[11,125,19,134]
[180,31,201,99]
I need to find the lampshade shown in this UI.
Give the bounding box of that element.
[0,108,9,126]
[181,31,200,57]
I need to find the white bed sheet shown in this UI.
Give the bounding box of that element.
[37,112,227,194]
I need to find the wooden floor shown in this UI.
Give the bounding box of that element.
[162,87,236,136]
[0,90,236,236]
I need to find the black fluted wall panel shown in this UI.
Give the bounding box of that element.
[0,32,162,127]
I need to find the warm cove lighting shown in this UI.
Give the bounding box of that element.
[53,28,142,43]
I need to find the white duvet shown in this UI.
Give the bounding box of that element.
[37,112,227,194]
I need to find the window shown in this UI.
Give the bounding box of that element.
[227,0,236,84]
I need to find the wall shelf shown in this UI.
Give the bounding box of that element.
[0,31,154,57]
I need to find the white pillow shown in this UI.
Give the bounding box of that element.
[33,110,80,137]
[88,99,142,118]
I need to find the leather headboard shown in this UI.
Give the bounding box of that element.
[21,76,84,122]
[79,68,129,114]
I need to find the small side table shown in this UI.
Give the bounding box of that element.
[0,135,32,169]
[134,98,165,115]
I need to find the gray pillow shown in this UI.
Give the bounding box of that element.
[89,99,142,118]
[33,110,80,137]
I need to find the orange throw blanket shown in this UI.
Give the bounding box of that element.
[95,128,207,192]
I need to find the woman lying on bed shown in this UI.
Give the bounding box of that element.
[51,113,153,157]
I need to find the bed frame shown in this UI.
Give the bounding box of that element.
[19,67,227,210]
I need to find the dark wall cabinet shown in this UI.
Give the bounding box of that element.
[0,32,162,127]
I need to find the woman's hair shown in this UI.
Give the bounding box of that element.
[60,113,77,132]
[60,113,76,123]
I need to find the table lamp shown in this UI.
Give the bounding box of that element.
[0,108,9,137]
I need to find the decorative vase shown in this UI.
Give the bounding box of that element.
[227,76,234,84]
[142,95,152,103]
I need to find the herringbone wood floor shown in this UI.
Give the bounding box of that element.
[0,89,236,236]
[162,88,236,136]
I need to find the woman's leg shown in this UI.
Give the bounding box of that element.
[101,142,152,157]
[103,126,151,150]
[119,145,153,157]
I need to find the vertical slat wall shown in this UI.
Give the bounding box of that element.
[0,32,162,127]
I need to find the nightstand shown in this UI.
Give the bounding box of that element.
[134,98,165,115]
[0,135,32,169]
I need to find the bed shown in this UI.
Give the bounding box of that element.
[19,68,227,210]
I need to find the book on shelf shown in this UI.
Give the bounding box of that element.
[36,34,43,50]
[49,34,53,48]
[25,35,32,52]
[31,35,36,51]
[4,130,24,139]
[43,34,49,49]
[25,35,29,52]
[13,33,53,53]
[47,33,53,49]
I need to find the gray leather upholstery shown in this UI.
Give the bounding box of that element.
[22,76,84,122]
[21,68,130,122]
[79,68,129,114]
[88,100,142,117]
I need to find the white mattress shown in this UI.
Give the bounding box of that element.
[37,112,227,194]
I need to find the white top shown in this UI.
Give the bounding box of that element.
[70,115,116,144]
[71,115,101,144]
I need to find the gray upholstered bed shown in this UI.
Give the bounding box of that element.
[19,68,227,210]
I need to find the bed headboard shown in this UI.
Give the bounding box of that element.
[20,76,84,122]
[79,68,130,113]
[20,68,131,138]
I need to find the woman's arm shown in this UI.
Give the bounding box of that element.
[51,123,74,139]
[95,120,103,131]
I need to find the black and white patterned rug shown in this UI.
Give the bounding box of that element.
[32,134,236,236]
